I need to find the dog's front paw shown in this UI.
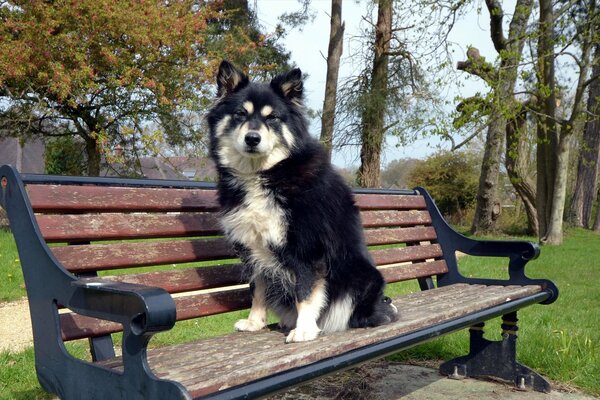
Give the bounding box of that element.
[285,326,321,343]
[235,319,266,332]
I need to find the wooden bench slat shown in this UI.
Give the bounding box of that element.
[93,284,543,398]
[60,288,252,341]
[379,260,448,282]
[353,193,426,210]
[27,185,220,212]
[37,212,222,242]
[37,210,431,242]
[370,244,443,265]
[363,226,437,245]
[87,258,447,298]
[93,265,245,294]
[360,210,432,228]
[52,227,438,273]
[52,239,235,272]
[27,184,424,212]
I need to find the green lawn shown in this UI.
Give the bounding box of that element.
[1,228,599,398]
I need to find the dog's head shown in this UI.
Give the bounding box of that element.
[207,60,308,174]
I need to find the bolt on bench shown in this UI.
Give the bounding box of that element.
[0,164,558,399]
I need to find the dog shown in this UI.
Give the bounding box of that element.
[206,60,398,343]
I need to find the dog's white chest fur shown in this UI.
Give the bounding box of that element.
[221,177,288,279]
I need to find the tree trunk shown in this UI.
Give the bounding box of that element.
[542,134,572,244]
[537,0,595,243]
[85,135,101,176]
[471,115,504,233]
[536,0,558,241]
[356,0,392,188]
[569,44,600,228]
[506,106,538,235]
[470,0,533,234]
[320,0,344,161]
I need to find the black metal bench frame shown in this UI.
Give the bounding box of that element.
[0,164,559,399]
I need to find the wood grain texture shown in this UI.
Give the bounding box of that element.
[60,288,252,341]
[52,238,235,272]
[38,210,432,243]
[360,210,432,228]
[37,212,222,242]
[94,284,544,398]
[27,184,424,212]
[51,227,438,273]
[363,226,437,245]
[60,259,447,340]
[370,244,443,265]
[27,185,220,212]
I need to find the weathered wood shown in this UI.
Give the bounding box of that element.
[370,244,443,265]
[379,260,448,282]
[60,256,448,340]
[37,212,222,242]
[354,193,426,210]
[52,239,235,272]
[52,227,438,273]
[363,226,437,245]
[60,257,446,340]
[94,284,543,398]
[361,210,432,228]
[27,184,424,212]
[27,185,220,212]
[86,264,245,293]
[60,288,252,341]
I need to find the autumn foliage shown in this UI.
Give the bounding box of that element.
[0,1,287,175]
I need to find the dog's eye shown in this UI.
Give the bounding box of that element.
[235,110,247,118]
[382,296,391,304]
[265,114,279,121]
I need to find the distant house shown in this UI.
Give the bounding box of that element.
[134,156,216,181]
[0,137,45,173]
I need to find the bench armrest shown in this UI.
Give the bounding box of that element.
[452,235,540,261]
[68,280,176,336]
[416,187,558,304]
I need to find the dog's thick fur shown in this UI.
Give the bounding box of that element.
[207,61,398,343]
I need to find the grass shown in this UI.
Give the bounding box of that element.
[0,229,25,302]
[1,228,599,398]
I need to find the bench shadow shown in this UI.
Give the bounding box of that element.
[270,360,445,399]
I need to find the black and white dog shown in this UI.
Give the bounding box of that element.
[206,61,397,343]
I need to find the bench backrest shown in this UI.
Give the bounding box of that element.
[20,176,448,343]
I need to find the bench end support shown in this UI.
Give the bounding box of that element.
[439,313,552,393]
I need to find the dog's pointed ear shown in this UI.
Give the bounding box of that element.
[271,68,303,103]
[217,60,249,97]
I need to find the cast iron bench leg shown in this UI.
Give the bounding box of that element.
[439,312,552,392]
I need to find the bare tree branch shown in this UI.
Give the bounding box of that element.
[485,0,507,52]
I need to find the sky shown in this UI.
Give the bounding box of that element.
[253,0,511,168]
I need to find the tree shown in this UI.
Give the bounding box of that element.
[535,0,598,244]
[0,1,289,176]
[406,151,479,221]
[355,0,393,187]
[334,1,434,188]
[45,136,87,176]
[456,0,534,235]
[319,0,344,160]
[569,44,600,228]
[380,158,419,188]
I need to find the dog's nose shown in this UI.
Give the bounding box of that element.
[244,132,261,147]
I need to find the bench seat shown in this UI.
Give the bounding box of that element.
[95,283,547,399]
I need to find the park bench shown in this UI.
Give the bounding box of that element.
[0,164,558,399]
